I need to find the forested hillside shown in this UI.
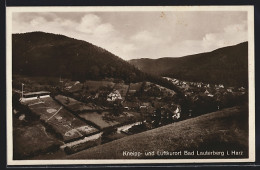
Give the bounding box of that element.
[130,42,248,87]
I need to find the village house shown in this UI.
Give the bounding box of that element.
[163,77,171,81]
[208,94,214,97]
[107,90,122,102]
[64,81,83,93]
[204,84,210,88]
[204,89,210,94]
[204,89,214,97]
[158,104,181,121]
[238,87,245,92]
[219,84,224,88]
[227,89,232,93]
[227,87,234,93]
[139,102,151,109]
[174,80,179,85]
[182,84,190,91]
[65,81,79,90]
[172,105,181,120]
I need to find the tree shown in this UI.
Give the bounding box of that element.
[90,66,100,79]
[12,93,21,110]
[153,108,161,127]
[112,100,123,116]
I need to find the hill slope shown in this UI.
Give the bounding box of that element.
[65,105,248,159]
[12,32,145,83]
[130,42,248,87]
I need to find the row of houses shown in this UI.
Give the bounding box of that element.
[165,77,246,98]
[165,77,225,89]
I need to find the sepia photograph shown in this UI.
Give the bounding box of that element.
[6,6,255,165]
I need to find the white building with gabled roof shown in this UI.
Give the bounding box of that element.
[107,90,122,102]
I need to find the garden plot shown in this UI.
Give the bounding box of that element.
[25,97,99,142]
[112,111,141,124]
[79,112,119,129]
[55,95,104,112]
[79,111,141,130]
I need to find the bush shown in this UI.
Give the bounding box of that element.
[101,127,117,144]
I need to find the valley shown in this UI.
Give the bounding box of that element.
[11,32,249,160]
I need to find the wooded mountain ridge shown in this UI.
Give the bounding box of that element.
[129,42,248,87]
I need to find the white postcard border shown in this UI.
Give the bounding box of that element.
[6,6,255,165]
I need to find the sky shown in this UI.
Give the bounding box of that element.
[12,11,248,60]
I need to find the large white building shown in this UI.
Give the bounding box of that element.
[20,91,51,102]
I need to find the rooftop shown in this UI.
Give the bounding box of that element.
[23,91,50,96]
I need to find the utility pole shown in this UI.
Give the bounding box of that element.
[21,83,24,99]
[60,75,63,91]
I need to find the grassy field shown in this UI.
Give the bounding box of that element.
[13,118,62,159]
[55,95,103,112]
[66,105,248,159]
[129,83,143,91]
[85,80,115,92]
